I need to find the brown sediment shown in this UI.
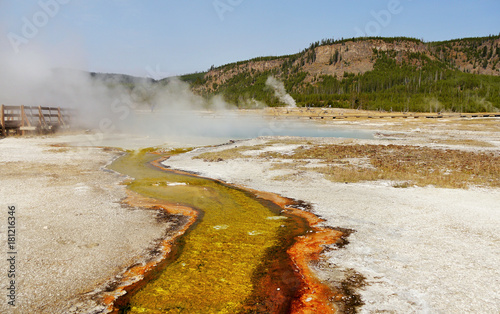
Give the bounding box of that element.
[100,190,198,313]
[240,187,347,313]
[249,188,294,208]
[284,206,344,314]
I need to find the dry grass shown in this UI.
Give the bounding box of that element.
[270,160,310,170]
[192,136,500,188]
[0,161,87,185]
[265,138,314,146]
[313,165,380,184]
[272,172,306,182]
[451,119,500,132]
[194,145,267,162]
[261,144,500,188]
[431,139,495,147]
[46,147,71,153]
[392,181,412,188]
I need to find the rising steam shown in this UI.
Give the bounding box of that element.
[0,36,353,147]
[265,76,296,107]
[0,40,293,146]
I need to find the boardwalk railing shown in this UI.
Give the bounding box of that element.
[1,105,76,136]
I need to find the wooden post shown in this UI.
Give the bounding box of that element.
[57,107,64,127]
[38,106,45,131]
[23,106,31,127]
[0,104,5,137]
[20,105,25,135]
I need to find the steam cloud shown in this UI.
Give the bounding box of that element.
[265,76,296,107]
[1,32,345,146]
[0,39,290,146]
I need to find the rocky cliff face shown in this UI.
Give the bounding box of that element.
[301,39,429,79]
[197,36,500,93]
[442,37,500,76]
[205,59,285,88]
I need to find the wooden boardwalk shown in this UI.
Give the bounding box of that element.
[1,105,75,136]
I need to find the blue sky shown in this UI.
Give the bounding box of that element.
[1,0,499,77]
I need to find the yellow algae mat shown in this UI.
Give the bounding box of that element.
[109,150,308,313]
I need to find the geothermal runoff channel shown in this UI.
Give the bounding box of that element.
[104,148,352,313]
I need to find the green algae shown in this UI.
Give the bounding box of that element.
[109,150,307,313]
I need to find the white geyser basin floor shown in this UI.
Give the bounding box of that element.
[1,115,499,313]
[163,135,500,313]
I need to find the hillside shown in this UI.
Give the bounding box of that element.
[190,35,500,112]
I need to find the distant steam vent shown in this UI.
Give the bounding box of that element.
[265,76,297,107]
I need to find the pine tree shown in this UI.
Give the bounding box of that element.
[482,46,488,58]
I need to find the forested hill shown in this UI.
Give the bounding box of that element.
[186,35,500,112]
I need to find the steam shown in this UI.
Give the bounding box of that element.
[265,76,296,107]
[425,97,443,113]
[0,40,284,146]
[0,37,355,147]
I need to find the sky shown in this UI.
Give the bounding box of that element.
[1,0,500,78]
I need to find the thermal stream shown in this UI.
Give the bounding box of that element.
[108,150,340,313]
